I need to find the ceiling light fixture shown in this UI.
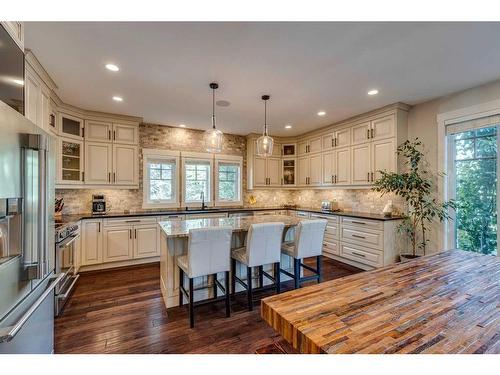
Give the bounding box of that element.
[256,95,274,157]
[285,124,292,129]
[204,82,223,153]
[179,124,186,128]
[367,89,379,96]
[112,96,123,102]
[317,111,326,116]
[105,63,120,72]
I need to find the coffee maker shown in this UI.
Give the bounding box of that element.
[92,194,106,215]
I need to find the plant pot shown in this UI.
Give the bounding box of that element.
[399,253,421,263]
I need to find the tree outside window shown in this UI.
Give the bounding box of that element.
[218,163,240,201]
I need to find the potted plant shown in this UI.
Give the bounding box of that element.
[372,139,456,261]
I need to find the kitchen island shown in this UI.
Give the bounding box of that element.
[261,250,500,354]
[158,215,309,308]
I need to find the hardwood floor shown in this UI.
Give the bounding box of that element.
[55,257,362,353]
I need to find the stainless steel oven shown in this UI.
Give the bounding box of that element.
[54,223,80,316]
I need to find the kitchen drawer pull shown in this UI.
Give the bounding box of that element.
[351,251,366,258]
[352,234,366,239]
[350,220,366,225]
[125,220,141,223]
[129,229,132,239]
[56,274,80,300]
[0,273,65,343]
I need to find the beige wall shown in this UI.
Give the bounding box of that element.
[407,78,500,253]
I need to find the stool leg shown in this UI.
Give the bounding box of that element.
[317,256,322,284]
[231,258,236,296]
[225,271,230,318]
[258,265,264,288]
[294,258,300,289]
[247,266,253,311]
[179,267,184,306]
[275,262,281,294]
[213,273,218,299]
[189,278,194,328]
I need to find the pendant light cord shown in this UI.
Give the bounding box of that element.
[212,86,216,129]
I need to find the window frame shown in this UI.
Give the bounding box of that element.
[214,155,243,206]
[181,152,214,208]
[142,149,180,209]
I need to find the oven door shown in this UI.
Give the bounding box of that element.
[55,233,80,316]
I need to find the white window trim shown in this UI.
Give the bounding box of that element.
[181,154,214,208]
[215,155,243,206]
[142,149,180,209]
[437,98,500,252]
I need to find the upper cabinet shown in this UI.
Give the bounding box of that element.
[112,123,139,145]
[1,22,24,51]
[298,136,322,155]
[85,120,112,142]
[60,113,84,140]
[282,143,296,157]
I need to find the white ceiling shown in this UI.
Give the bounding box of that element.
[24,22,500,136]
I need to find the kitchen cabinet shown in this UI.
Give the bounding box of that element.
[59,113,84,140]
[58,137,84,184]
[282,159,296,186]
[81,220,103,266]
[298,136,322,155]
[372,138,396,181]
[253,156,281,187]
[102,227,133,263]
[351,143,371,185]
[371,115,395,141]
[253,157,267,186]
[322,151,334,184]
[334,127,351,148]
[113,123,139,145]
[134,225,159,258]
[113,144,138,185]
[85,142,112,185]
[282,143,296,157]
[24,67,41,126]
[298,154,322,186]
[334,147,351,185]
[351,121,371,145]
[85,120,112,142]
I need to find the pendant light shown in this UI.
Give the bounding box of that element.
[256,94,274,157]
[204,82,223,153]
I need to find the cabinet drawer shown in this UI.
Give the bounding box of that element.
[295,211,310,218]
[324,226,339,240]
[310,213,338,224]
[323,240,339,256]
[340,242,383,267]
[104,216,157,227]
[341,227,383,249]
[341,216,383,230]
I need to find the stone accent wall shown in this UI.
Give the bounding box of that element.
[56,122,403,215]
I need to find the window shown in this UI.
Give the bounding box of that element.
[216,159,242,205]
[142,149,179,208]
[183,157,212,205]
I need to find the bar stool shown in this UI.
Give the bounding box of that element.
[177,226,232,328]
[231,222,285,311]
[280,219,327,289]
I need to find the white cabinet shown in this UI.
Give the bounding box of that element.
[113,144,138,185]
[335,147,351,185]
[103,227,133,263]
[253,156,281,187]
[372,138,396,181]
[351,143,371,185]
[322,134,334,151]
[24,67,41,126]
[282,159,296,186]
[351,121,371,145]
[58,137,84,184]
[334,127,351,148]
[59,113,84,140]
[85,120,112,142]
[267,157,281,186]
[322,151,334,184]
[85,142,112,185]
[297,156,309,186]
[81,220,102,266]
[298,154,322,186]
[253,157,267,186]
[134,225,159,258]
[298,141,308,156]
[298,136,322,155]
[371,115,395,141]
[112,123,139,145]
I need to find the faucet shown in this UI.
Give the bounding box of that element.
[200,191,207,210]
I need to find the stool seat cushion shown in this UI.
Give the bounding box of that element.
[231,247,248,265]
[281,241,296,258]
[177,255,189,274]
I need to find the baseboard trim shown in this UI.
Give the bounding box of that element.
[79,257,160,273]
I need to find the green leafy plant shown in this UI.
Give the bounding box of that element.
[372,139,456,257]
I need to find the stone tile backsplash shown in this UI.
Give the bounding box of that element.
[56,122,403,216]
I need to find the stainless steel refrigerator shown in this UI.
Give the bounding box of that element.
[0,101,59,353]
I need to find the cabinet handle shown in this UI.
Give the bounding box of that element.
[281,178,283,185]
[331,138,334,147]
[367,172,370,181]
[134,229,137,239]
[125,220,141,223]
[351,220,366,225]
[335,175,337,183]
[98,222,101,232]
[331,175,334,183]
[371,128,374,139]
[113,172,116,183]
[371,172,374,182]
[367,129,370,139]
[129,229,132,239]
[336,138,338,147]
[82,127,85,138]
[352,234,366,239]
[113,130,116,140]
[108,172,111,182]
[108,130,111,140]
[82,171,85,181]
[351,251,366,258]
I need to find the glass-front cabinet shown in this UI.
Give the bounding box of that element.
[282,143,296,157]
[282,158,296,186]
[59,112,84,140]
[58,137,84,184]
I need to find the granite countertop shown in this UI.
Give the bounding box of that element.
[55,206,403,228]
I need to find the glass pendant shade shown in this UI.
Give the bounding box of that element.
[256,94,274,157]
[204,82,223,153]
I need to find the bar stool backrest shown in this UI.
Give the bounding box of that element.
[187,226,233,278]
[246,222,285,267]
[294,219,328,259]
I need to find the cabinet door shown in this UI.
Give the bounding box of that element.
[85,120,112,142]
[282,159,296,186]
[282,144,296,157]
[41,90,51,132]
[253,156,267,186]
[271,143,282,157]
[81,220,102,266]
[335,147,351,185]
[113,123,138,145]
[309,136,322,153]
[298,141,308,156]
[372,138,396,181]
[322,151,334,185]
[309,153,322,185]
[351,121,370,145]
[85,142,112,185]
[103,227,133,263]
[322,134,334,150]
[59,113,84,140]
[335,127,351,148]
[24,70,41,126]
[297,156,309,186]
[371,115,395,141]
[58,137,84,184]
[134,225,159,258]
[351,143,371,184]
[267,157,282,186]
[113,145,138,185]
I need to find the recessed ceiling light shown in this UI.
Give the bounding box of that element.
[285,124,292,129]
[367,89,379,96]
[179,124,186,128]
[105,64,120,72]
[317,111,326,116]
[112,96,123,102]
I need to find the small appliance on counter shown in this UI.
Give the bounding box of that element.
[321,200,340,212]
[92,194,106,215]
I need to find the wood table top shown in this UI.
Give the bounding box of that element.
[158,215,309,238]
[261,250,500,354]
